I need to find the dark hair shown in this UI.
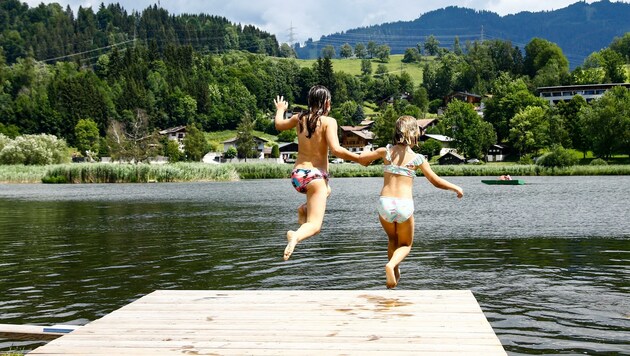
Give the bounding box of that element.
[298,85,331,138]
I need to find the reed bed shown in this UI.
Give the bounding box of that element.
[41,162,239,183]
[231,162,292,179]
[0,164,49,183]
[2,162,629,184]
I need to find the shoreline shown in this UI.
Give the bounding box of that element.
[1,162,630,184]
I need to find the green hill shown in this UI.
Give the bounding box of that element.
[294,55,425,86]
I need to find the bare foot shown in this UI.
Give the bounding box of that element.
[385,265,397,289]
[395,266,401,283]
[297,204,307,225]
[284,231,298,261]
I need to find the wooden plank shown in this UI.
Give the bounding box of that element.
[31,290,506,355]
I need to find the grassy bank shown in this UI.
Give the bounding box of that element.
[1,163,630,184]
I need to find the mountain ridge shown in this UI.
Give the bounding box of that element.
[296,0,630,66]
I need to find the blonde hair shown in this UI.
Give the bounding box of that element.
[393,115,420,147]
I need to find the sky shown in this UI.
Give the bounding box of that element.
[24,0,626,44]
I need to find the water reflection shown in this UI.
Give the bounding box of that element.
[0,176,629,354]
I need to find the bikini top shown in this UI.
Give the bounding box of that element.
[383,144,426,178]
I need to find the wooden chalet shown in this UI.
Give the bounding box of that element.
[340,125,374,153]
[438,151,466,165]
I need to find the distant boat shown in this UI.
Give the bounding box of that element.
[482,179,525,185]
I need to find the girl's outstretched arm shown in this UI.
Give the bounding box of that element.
[274,96,297,131]
[358,147,386,166]
[419,162,464,198]
[325,118,361,163]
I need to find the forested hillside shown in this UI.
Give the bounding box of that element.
[296,0,630,66]
[0,0,280,65]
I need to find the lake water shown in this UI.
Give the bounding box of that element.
[0,176,629,355]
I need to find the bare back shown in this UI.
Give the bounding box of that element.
[293,114,334,172]
[380,145,418,199]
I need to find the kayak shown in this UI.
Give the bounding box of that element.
[481,179,525,185]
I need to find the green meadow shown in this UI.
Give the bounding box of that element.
[295,55,425,86]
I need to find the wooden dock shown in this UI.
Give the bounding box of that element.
[30,290,506,355]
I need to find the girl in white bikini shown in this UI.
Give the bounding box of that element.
[274,85,362,261]
[359,116,464,288]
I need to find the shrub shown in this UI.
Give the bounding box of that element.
[0,134,70,165]
[224,146,237,159]
[536,146,578,167]
[518,154,534,165]
[589,158,608,165]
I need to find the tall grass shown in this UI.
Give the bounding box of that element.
[41,163,239,183]
[0,164,49,183]
[2,162,630,184]
[232,163,292,179]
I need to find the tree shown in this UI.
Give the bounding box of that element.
[279,43,296,58]
[600,48,627,83]
[508,106,549,157]
[373,105,397,147]
[367,41,377,58]
[483,74,548,142]
[271,144,280,158]
[609,32,630,60]
[424,35,440,56]
[376,45,390,63]
[106,109,159,163]
[402,48,420,63]
[411,86,429,114]
[556,96,589,157]
[321,45,336,59]
[354,43,367,59]
[360,59,372,76]
[316,57,335,93]
[75,118,100,159]
[419,139,442,159]
[453,36,463,56]
[224,146,237,159]
[579,86,630,159]
[183,124,207,161]
[340,43,353,59]
[0,134,70,165]
[442,100,496,159]
[375,64,388,76]
[165,139,183,162]
[337,101,358,126]
[277,129,297,142]
[523,38,569,78]
[236,113,257,160]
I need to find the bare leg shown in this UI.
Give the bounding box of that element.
[297,203,307,225]
[284,180,329,261]
[385,216,414,288]
[379,215,399,289]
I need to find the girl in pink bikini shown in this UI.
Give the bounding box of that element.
[359,116,464,288]
[274,85,362,261]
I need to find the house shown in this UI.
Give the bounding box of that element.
[537,83,630,105]
[222,135,270,155]
[417,118,438,134]
[278,142,299,162]
[420,134,455,156]
[445,91,482,105]
[359,119,375,129]
[444,91,485,116]
[159,126,187,151]
[340,125,374,153]
[486,144,509,162]
[438,151,466,165]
